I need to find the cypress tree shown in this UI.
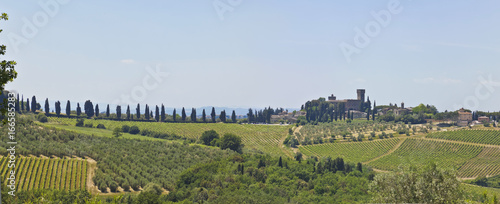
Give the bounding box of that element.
[202,109,206,122]
[161,104,165,122]
[15,94,19,112]
[106,104,110,117]
[76,103,81,116]
[126,105,131,120]
[145,105,150,120]
[26,98,30,112]
[20,95,24,111]
[232,110,237,123]
[155,105,160,122]
[279,156,283,168]
[222,110,227,122]
[95,104,99,117]
[211,107,216,123]
[31,96,37,113]
[136,103,141,119]
[116,105,122,119]
[334,104,338,121]
[55,101,61,116]
[190,108,196,122]
[247,108,253,123]
[150,111,153,119]
[366,101,371,121]
[173,108,177,122]
[84,100,94,118]
[66,100,71,116]
[372,101,376,121]
[44,98,49,115]
[181,107,186,122]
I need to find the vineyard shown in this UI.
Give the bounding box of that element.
[426,130,500,146]
[299,138,401,163]
[46,117,290,156]
[0,156,86,191]
[458,147,500,178]
[1,118,236,192]
[368,138,483,172]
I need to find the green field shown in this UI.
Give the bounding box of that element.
[426,130,500,146]
[462,183,500,203]
[0,156,87,191]
[369,138,483,171]
[46,117,291,156]
[458,147,500,178]
[299,138,401,163]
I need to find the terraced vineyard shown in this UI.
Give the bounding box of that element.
[426,130,500,146]
[299,138,401,163]
[369,138,483,171]
[47,117,290,156]
[458,147,500,178]
[0,156,87,191]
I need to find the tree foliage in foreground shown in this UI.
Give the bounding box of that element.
[168,154,373,203]
[369,163,463,203]
[0,13,18,123]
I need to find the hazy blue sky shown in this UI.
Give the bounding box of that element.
[2,0,500,111]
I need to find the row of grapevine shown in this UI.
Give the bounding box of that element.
[369,138,483,171]
[426,130,500,146]
[458,147,500,178]
[0,156,87,191]
[299,138,401,163]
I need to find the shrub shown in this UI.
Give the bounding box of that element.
[109,182,118,192]
[220,133,243,153]
[113,127,122,138]
[200,130,219,146]
[96,124,106,129]
[122,125,130,133]
[75,118,84,127]
[37,114,48,123]
[84,123,93,128]
[143,183,163,195]
[99,183,107,193]
[129,126,140,134]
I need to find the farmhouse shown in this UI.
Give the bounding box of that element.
[457,108,473,127]
[478,116,490,123]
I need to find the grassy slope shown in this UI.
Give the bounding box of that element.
[46,117,291,156]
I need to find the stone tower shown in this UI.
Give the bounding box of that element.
[401,102,405,109]
[357,89,365,103]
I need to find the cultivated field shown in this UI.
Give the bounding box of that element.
[458,147,500,178]
[0,156,87,191]
[426,130,500,146]
[299,138,402,163]
[46,117,291,156]
[368,138,483,172]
